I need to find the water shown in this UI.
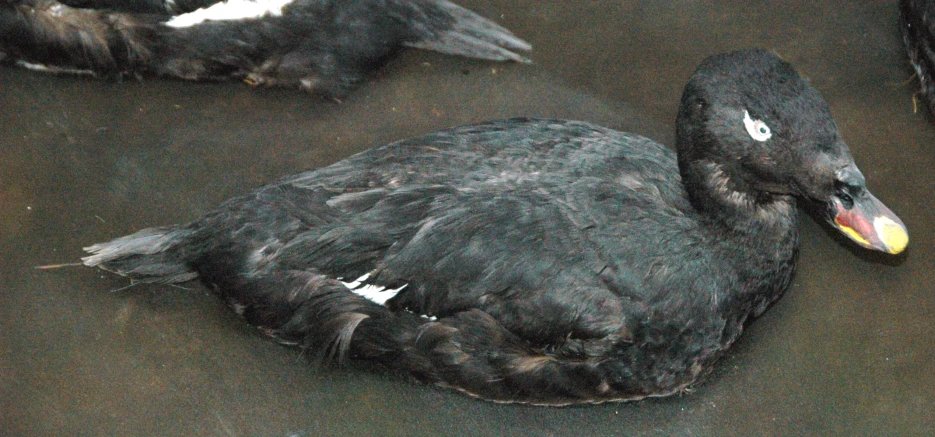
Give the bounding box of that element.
[2,0,933,435]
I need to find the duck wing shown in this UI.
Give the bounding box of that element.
[216,119,694,343]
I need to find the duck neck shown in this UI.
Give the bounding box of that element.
[678,154,801,331]
[679,157,798,241]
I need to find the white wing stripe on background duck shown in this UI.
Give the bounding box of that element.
[165,0,296,28]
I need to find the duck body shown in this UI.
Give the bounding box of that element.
[0,0,530,96]
[83,49,907,404]
[901,0,935,115]
[203,119,796,396]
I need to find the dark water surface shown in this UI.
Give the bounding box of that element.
[2,1,933,435]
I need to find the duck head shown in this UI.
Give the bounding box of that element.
[675,48,907,254]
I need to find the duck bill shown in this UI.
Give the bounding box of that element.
[828,191,908,255]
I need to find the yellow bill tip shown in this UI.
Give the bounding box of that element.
[875,216,909,255]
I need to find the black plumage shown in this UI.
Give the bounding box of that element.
[901,0,935,116]
[0,0,530,96]
[83,49,908,405]
[55,0,223,13]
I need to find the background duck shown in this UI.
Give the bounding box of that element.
[81,49,907,405]
[0,0,530,96]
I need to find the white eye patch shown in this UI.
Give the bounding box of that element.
[743,110,772,142]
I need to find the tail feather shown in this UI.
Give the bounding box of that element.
[82,226,197,283]
[405,0,531,63]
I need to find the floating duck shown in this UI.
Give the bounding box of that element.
[83,49,908,405]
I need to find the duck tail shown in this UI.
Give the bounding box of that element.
[82,226,198,284]
[403,0,531,63]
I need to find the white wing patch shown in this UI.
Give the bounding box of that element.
[165,0,296,28]
[742,110,772,142]
[341,273,407,306]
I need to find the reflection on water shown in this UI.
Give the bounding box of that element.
[2,0,933,435]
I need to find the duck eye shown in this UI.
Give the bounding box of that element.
[839,192,854,209]
[834,180,862,209]
[743,110,772,142]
